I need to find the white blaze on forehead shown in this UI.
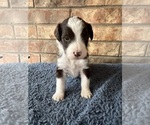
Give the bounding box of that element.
[67,16,83,41]
[66,16,87,60]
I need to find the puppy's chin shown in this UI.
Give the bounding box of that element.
[68,56,81,60]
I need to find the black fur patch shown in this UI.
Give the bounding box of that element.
[81,23,93,47]
[83,68,90,79]
[61,26,75,50]
[78,16,93,45]
[56,69,63,78]
[54,18,75,50]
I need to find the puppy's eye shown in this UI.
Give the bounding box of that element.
[64,36,70,41]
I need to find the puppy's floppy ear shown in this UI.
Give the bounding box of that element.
[54,23,62,41]
[87,23,93,40]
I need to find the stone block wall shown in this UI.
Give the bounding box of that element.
[0,0,150,64]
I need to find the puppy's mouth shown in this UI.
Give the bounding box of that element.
[68,53,89,60]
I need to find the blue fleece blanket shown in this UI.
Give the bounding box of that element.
[28,63,122,125]
[1,63,149,125]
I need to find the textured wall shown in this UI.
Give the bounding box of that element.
[0,0,150,64]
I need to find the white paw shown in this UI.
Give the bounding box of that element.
[81,89,92,99]
[52,92,64,101]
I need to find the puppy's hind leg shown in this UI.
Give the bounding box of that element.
[52,68,66,101]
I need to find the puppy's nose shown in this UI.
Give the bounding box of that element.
[73,52,82,57]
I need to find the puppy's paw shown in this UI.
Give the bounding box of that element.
[52,92,64,101]
[81,89,92,99]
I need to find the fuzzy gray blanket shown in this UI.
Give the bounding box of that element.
[0,63,149,125]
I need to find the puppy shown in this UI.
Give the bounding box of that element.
[52,16,93,101]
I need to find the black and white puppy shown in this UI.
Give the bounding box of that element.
[52,16,93,101]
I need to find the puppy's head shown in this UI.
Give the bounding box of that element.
[54,16,93,60]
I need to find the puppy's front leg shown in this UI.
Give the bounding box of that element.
[52,69,66,101]
[80,68,92,99]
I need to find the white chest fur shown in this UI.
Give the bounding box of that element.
[57,54,88,78]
